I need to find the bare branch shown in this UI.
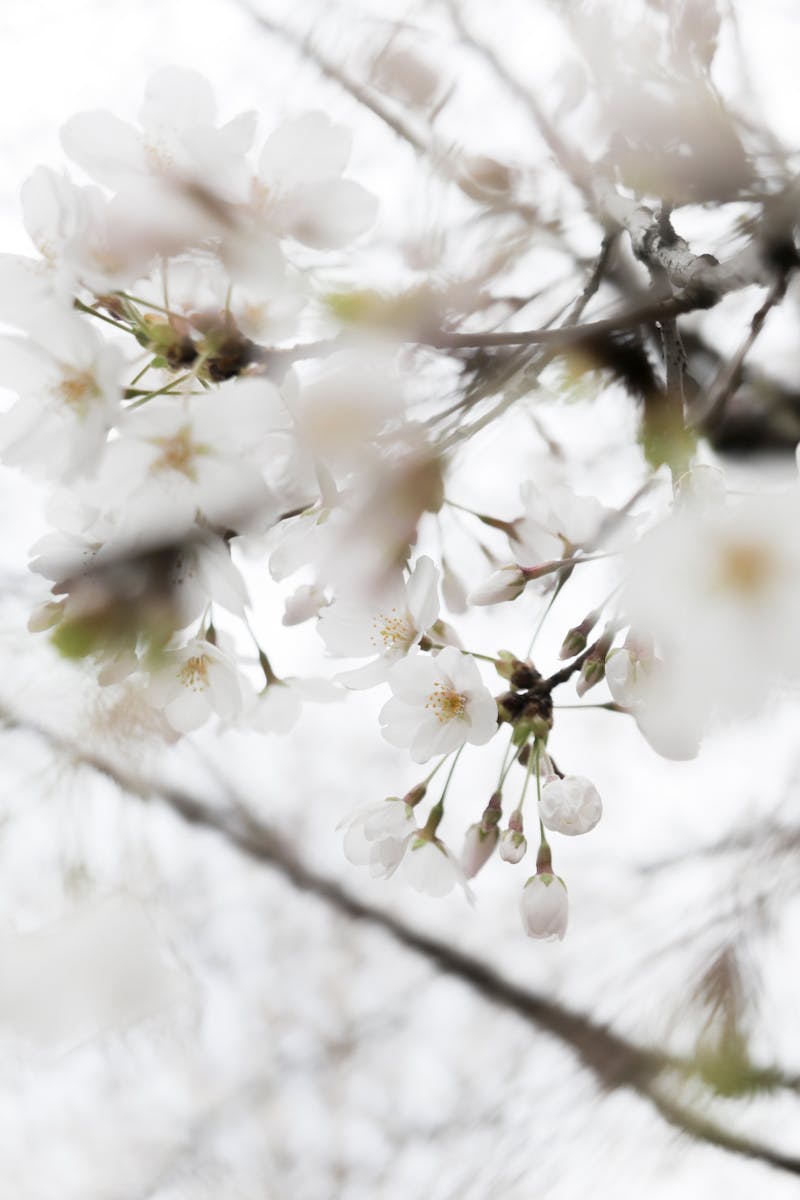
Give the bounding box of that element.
[3,704,800,1177]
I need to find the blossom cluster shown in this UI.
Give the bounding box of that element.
[6,69,800,941]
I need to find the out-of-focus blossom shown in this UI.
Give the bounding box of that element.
[61,67,256,202]
[92,378,285,537]
[520,873,568,941]
[341,797,418,878]
[148,638,244,733]
[282,583,328,626]
[0,314,121,481]
[511,479,609,564]
[623,490,800,737]
[249,676,341,735]
[252,111,377,250]
[380,646,498,762]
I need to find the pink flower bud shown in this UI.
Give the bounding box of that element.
[520,874,568,941]
[499,828,527,864]
[461,822,499,878]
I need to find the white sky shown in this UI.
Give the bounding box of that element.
[0,2,799,1197]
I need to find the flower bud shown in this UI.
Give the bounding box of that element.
[461,822,499,878]
[499,828,527,864]
[468,565,527,606]
[576,653,605,697]
[539,775,602,836]
[520,873,568,941]
[559,609,600,660]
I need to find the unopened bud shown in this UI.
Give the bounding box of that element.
[403,783,427,807]
[461,822,499,878]
[468,565,527,606]
[576,654,605,697]
[480,791,503,832]
[499,828,527,864]
[520,873,568,940]
[559,609,600,660]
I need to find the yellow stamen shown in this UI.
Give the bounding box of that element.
[178,654,210,692]
[425,681,467,723]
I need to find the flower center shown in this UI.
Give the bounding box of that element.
[371,607,415,652]
[426,681,467,723]
[715,540,776,598]
[57,369,100,416]
[150,425,204,479]
[178,654,210,692]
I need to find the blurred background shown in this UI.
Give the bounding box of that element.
[1,1,800,1196]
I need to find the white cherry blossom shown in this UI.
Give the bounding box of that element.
[61,67,256,203]
[623,490,800,733]
[0,314,121,481]
[318,555,439,688]
[148,638,243,734]
[401,833,470,899]
[511,479,609,564]
[92,378,285,538]
[340,797,418,879]
[249,677,341,735]
[252,112,377,250]
[380,646,498,763]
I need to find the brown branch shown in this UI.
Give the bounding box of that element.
[2,703,799,1176]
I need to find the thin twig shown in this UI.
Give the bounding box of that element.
[2,703,799,1176]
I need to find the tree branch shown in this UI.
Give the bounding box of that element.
[3,704,799,1177]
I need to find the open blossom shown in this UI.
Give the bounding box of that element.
[249,677,341,735]
[61,67,256,202]
[401,833,471,899]
[341,797,418,878]
[520,874,569,941]
[148,638,243,733]
[318,555,439,688]
[252,111,377,250]
[539,776,603,836]
[380,646,498,763]
[91,378,285,538]
[623,490,800,739]
[511,479,609,564]
[0,313,121,481]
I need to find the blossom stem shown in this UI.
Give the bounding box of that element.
[422,638,497,665]
[554,702,631,713]
[438,745,465,807]
[74,298,130,332]
[525,574,566,657]
[496,729,518,789]
[128,357,160,389]
[422,755,451,787]
[114,291,186,321]
[126,373,194,408]
[513,739,537,815]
